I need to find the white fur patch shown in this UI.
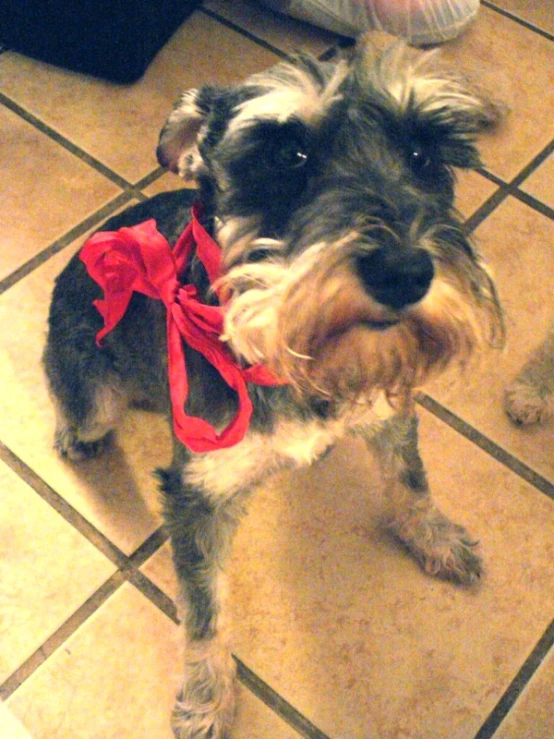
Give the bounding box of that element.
[227,59,348,138]
[183,399,393,502]
[372,44,482,116]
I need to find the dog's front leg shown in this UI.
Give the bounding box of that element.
[363,410,482,585]
[159,463,242,739]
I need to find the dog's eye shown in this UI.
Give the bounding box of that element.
[408,142,432,174]
[273,139,309,169]
[247,247,275,262]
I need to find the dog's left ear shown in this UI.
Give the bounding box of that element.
[362,43,505,170]
[157,86,223,178]
[423,86,504,170]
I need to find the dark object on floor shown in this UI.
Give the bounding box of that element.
[0,0,202,83]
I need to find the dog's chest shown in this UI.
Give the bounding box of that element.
[183,394,395,501]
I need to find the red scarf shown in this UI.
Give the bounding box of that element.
[80,202,285,453]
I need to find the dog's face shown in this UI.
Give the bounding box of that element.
[157,43,503,400]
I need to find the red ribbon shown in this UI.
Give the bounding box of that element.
[80,202,285,453]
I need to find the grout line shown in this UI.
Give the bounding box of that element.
[465,138,554,233]
[482,1,554,42]
[129,526,170,568]
[235,657,331,739]
[134,166,170,191]
[474,618,554,738]
[464,183,511,234]
[199,7,289,59]
[0,191,136,295]
[0,442,323,736]
[125,568,332,739]
[0,441,131,567]
[0,573,125,700]
[475,168,506,189]
[416,394,554,501]
[125,560,328,739]
[0,91,133,191]
[512,189,554,222]
[508,138,554,190]
[127,570,179,623]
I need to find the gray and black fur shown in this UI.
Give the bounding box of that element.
[44,42,503,739]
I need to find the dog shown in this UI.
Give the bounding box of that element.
[504,320,554,426]
[44,42,503,739]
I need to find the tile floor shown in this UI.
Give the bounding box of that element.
[1,1,553,737]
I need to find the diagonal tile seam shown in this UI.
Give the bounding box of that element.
[0,91,133,191]
[0,438,326,737]
[128,551,329,738]
[416,394,554,502]
[465,137,554,234]
[0,190,135,295]
[0,164,173,296]
[199,6,290,60]
[473,618,554,739]
[0,442,173,692]
[482,1,554,43]
[0,440,137,568]
[235,657,331,739]
[0,440,179,608]
[128,567,329,737]
[0,572,125,701]
[0,439,322,736]
[201,4,348,68]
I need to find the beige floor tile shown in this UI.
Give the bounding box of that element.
[141,543,177,599]
[0,13,279,184]
[7,584,178,739]
[455,169,499,220]
[438,5,554,182]
[0,243,172,555]
[0,461,115,684]
[234,685,303,738]
[204,0,339,55]
[495,648,554,739]
[233,415,554,738]
[427,196,554,482]
[0,702,33,739]
[520,153,554,210]
[0,106,120,281]
[7,583,300,739]
[141,412,554,739]
[489,0,554,35]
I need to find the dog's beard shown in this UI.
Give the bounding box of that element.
[219,239,502,401]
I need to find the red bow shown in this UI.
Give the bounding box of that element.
[80,202,285,453]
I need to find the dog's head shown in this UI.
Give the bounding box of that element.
[157,42,503,401]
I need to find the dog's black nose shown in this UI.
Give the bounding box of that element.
[356,246,434,310]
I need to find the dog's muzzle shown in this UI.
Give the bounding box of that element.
[356,245,435,310]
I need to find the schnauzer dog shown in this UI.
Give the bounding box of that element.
[505,319,554,425]
[44,42,502,738]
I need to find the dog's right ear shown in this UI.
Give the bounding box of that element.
[157,86,222,179]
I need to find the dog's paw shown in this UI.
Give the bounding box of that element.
[395,511,482,585]
[172,650,236,739]
[414,525,482,585]
[54,428,112,462]
[504,381,551,426]
[172,693,234,739]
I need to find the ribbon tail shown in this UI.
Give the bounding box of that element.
[167,308,256,452]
